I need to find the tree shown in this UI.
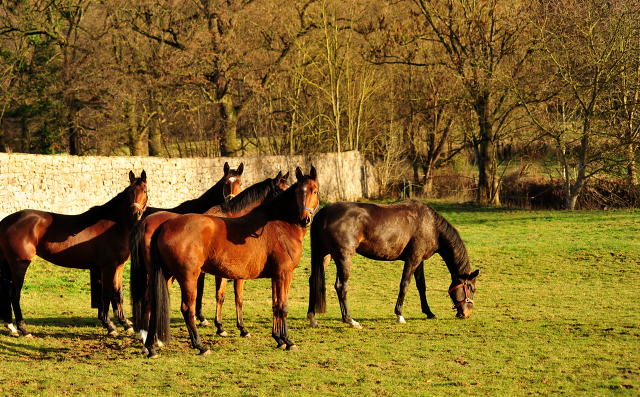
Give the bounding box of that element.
[525,0,639,209]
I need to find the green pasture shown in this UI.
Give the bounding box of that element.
[0,202,638,396]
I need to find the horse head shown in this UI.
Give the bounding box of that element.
[128,170,148,221]
[223,162,244,201]
[449,269,479,319]
[271,171,290,197]
[295,166,319,228]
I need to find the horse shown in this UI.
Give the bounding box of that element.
[0,171,149,337]
[128,161,243,335]
[307,200,479,329]
[144,166,319,358]
[130,171,289,352]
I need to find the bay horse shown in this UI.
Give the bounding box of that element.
[145,166,319,358]
[0,171,149,337]
[307,200,479,329]
[130,171,289,352]
[128,161,243,333]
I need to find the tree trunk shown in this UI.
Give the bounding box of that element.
[474,94,499,205]
[21,116,30,153]
[219,95,238,157]
[148,118,163,156]
[626,143,637,185]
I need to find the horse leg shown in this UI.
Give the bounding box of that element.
[394,258,420,324]
[234,279,250,337]
[271,273,297,350]
[413,261,436,319]
[180,278,211,355]
[110,263,134,334]
[7,259,32,337]
[195,272,209,327]
[334,254,361,329]
[214,276,228,336]
[100,268,118,336]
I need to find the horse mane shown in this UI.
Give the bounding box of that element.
[430,205,471,276]
[170,175,227,213]
[216,178,273,214]
[81,186,131,222]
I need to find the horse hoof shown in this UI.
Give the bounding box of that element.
[287,345,298,351]
[199,320,210,327]
[141,346,148,354]
[396,315,406,324]
[427,314,437,320]
[156,341,164,347]
[24,333,34,339]
[148,353,158,359]
[243,333,252,338]
[108,330,119,337]
[350,321,362,329]
[200,349,212,356]
[308,320,319,328]
[218,331,229,337]
[277,344,287,349]
[126,327,134,335]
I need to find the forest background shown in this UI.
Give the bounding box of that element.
[2,0,640,210]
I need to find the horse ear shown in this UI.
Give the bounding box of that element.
[282,171,289,181]
[129,170,135,183]
[310,166,317,181]
[141,170,147,183]
[295,167,303,181]
[224,162,230,174]
[237,163,244,175]
[275,171,282,181]
[469,269,479,280]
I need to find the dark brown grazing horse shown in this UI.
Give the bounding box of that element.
[0,171,149,337]
[307,200,479,329]
[128,162,243,344]
[145,166,319,358]
[130,171,289,352]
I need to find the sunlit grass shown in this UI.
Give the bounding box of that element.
[0,203,638,396]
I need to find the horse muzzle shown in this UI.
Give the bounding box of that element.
[131,203,146,221]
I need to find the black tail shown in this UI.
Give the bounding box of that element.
[90,268,101,309]
[129,221,148,332]
[0,252,13,324]
[148,229,172,343]
[433,209,471,276]
[308,210,327,314]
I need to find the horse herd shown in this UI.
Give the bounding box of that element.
[0,163,479,358]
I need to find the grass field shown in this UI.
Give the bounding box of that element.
[0,202,638,396]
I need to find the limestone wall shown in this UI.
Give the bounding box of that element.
[0,151,378,220]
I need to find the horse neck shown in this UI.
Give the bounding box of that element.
[171,179,225,214]
[78,188,131,226]
[433,210,471,282]
[217,181,272,218]
[259,183,302,226]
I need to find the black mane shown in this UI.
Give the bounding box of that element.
[218,178,274,214]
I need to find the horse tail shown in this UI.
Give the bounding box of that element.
[0,250,13,324]
[148,229,172,344]
[432,208,470,275]
[90,268,101,309]
[129,221,147,332]
[309,209,327,314]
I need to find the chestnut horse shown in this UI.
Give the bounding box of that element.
[130,171,289,352]
[145,167,319,358]
[307,200,479,329]
[128,161,243,336]
[0,171,149,337]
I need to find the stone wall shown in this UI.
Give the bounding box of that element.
[0,151,378,220]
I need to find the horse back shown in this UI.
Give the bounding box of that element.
[318,201,437,261]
